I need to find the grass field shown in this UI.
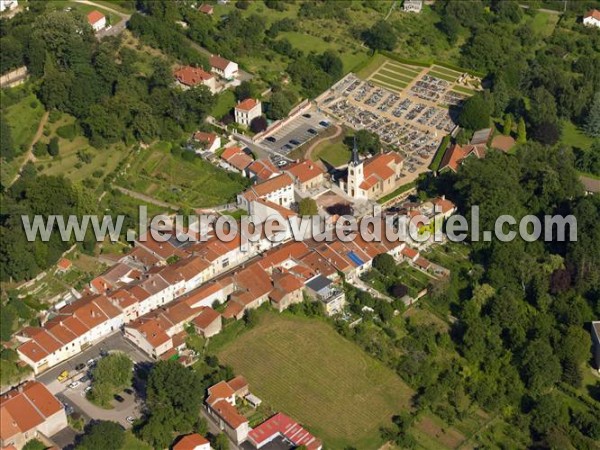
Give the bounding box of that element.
[118,142,250,208]
[428,70,458,82]
[561,120,594,150]
[47,0,122,26]
[529,11,560,37]
[216,312,414,449]
[3,92,45,151]
[34,114,128,189]
[452,85,478,95]
[211,90,236,119]
[311,140,351,167]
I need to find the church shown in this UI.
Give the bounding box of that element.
[342,140,404,201]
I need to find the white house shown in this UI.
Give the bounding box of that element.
[583,9,600,28]
[87,10,106,32]
[234,98,262,127]
[209,55,238,80]
[193,131,221,153]
[403,0,423,13]
[0,0,18,13]
[237,173,295,210]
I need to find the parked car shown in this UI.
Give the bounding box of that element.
[86,359,95,367]
[84,386,92,394]
[68,381,80,389]
[114,394,125,403]
[302,113,312,118]
[75,363,85,371]
[319,120,330,127]
[124,388,134,395]
[265,136,276,143]
[79,375,90,383]
[307,128,317,135]
[277,160,287,167]
[99,348,108,357]
[57,371,69,383]
[126,416,135,424]
[289,139,301,146]
[282,144,293,151]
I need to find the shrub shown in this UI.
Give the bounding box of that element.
[32,141,48,158]
[56,123,79,140]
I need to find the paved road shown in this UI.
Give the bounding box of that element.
[39,332,151,394]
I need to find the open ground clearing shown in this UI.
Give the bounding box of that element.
[217,312,414,449]
[117,141,249,208]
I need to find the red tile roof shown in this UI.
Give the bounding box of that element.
[193,131,218,147]
[402,247,419,260]
[235,98,259,112]
[198,4,214,14]
[242,173,294,201]
[247,159,279,181]
[174,66,214,87]
[207,381,235,406]
[174,433,210,450]
[359,152,403,191]
[585,9,600,20]
[210,55,234,71]
[57,258,72,270]
[439,144,485,173]
[211,399,248,429]
[432,197,455,215]
[249,412,321,450]
[192,307,220,330]
[286,160,324,184]
[128,319,171,349]
[0,382,63,442]
[87,10,105,25]
[221,146,253,171]
[227,375,248,394]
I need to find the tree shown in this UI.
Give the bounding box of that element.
[390,283,408,299]
[349,129,381,155]
[266,91,293,120]
[362,20,397,51]
[373,253,396,277]
[517,117,527,143]
[503,114,513,136]
[235,81,259,102]
[530,394,568,437]
[250,116,268,133]
[531,121,561,146]
[48,137,60,157]
[77,421,125,450]
[521,339,562,393]
[298,198,318,216]
[0,117,14,161]
[92,353,132,389]
[584,92,600,138]
[212,433,229,450]
[141,360,205,447]
[458,94,491,131]
[23,440,46,450]
[528,87,557,128]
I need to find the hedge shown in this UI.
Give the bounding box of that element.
[429,135,451,172]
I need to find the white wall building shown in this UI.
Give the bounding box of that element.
[234,98,262,127]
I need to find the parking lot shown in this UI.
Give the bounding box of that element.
[259,111,332,156]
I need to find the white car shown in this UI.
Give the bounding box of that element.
[126,416,135,424]
[68,381,80,389]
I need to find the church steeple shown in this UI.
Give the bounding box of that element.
[350,136,360,166]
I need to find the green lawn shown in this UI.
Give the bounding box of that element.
[216,311,414,449]
[371,74,408,90]
[356,53,389,79]
[384,62,422,77]
[377,181,416,204]
[211,90,236,119]
[529,11,559,37]
[3,92,45,151]
[377,68,414,83]
[311,141,351,167]
[428,70,458,82]
[34,114,128,191]
[561,120,594,150]
[118,141,250,208]
[452,85,478,95]
[47,1,122,27]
